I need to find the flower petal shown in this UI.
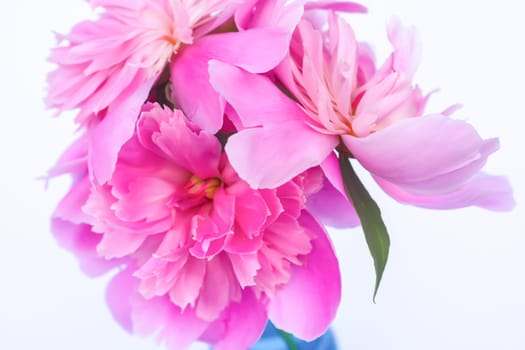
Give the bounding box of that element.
[211,290,268,350]
[89,76,157,184]
[225,122,338,189]
[209,59,306,126]
[307,175,360,228]
[106,267,136,332]
[343,114,499,195]
[131,295,209,350]
[268,211,341,341]
[375,172,515,211]
[171,28,291,133]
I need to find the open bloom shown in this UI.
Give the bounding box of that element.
[48,0,297,184]
[47,0,243,124]
[210,11,514,211]
[52,103,341,349]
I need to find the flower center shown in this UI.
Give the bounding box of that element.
[184,175,222,200]
[163,34,180,47]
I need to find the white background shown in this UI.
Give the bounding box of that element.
[1,1,523,349]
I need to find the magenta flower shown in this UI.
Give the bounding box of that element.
[210,12,514,211]
[52,103,341,349]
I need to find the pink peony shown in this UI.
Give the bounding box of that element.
[52,102,341,349]
[47,0,240,124]
[209,11,514,211]
[47,0,298,184]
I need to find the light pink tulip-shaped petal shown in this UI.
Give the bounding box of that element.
[211,290,268,350]
[343,114,497,194]
[171,29,291,133]
[89,75,157,184]
[268,211,341,341]
[209,60,306,126]
[375,173,515,211]
[225,122,338,189]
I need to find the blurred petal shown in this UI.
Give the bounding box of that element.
[375,172,515,211]
[106,267,136,332]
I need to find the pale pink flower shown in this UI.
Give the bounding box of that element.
[47,0,238,124]
[48,0,297,185]
[209,12,514,211]
[52,102,341,349]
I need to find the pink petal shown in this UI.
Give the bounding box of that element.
[47,134,88,178]
[53,176,91,224]
[96,230,148,259]
[387,17,421,78]
[209,60,306,126]
[268,211,341,341]
[304,1,368,13]
[131,295,209,350]
[235,0,304,32]
[227,253,260,287]
[196,255,241,321]
[171,29,291,133]
[307,175,360,228]
[148,109,222,179]
[89,75,157,184]
[168,257,207,309]
[210,61,338,188]
[225,121,338,189]
[212,290,268,350]
[375,172,515,211]
[51,219,119,277]
[343,114,499,195]
[106,267,136,332]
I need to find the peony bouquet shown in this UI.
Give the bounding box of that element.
[46,0,514,349]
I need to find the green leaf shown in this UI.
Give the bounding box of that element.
[277,329,299,350]
[338,154,390,301]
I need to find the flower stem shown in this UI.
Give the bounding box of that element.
[277,329,299,350]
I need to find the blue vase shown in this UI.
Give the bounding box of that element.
[249,322,338,350]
